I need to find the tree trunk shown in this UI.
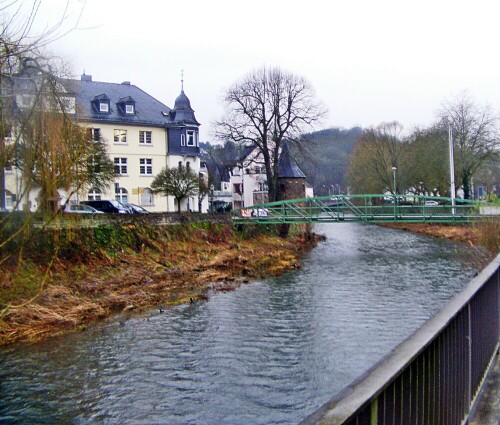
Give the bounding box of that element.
[462,174,470,199]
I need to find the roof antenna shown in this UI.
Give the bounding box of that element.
[181,69,184,91]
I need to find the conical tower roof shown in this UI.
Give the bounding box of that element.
[170,89,200,125]
[278,142,306,178]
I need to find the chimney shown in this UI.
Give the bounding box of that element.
[81,74,92,82]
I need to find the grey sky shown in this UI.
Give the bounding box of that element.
[24,0,500,141]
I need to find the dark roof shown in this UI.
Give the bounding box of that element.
[278,143,306,178]
[64,77,172,127]
[170,89,200,125]
[239,144,257,162]
[220,166,231,182]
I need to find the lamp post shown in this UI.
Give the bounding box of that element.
[448,117,456,215]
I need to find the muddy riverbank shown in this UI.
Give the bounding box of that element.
[0,223,324,346]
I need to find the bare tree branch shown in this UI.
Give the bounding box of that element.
[213,67,326,201]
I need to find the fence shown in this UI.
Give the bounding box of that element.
[301,254,500,425]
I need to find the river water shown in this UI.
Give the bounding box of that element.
[0,224,481,424]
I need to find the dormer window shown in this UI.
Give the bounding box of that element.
[117,96,136,115]
[92,94,111,114]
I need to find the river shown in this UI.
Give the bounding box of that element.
[0,223,481,424]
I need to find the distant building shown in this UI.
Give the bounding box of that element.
[276,142,307,201]
[3,73,206,212]
[229,143,312,209]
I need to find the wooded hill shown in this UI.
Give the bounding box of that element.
[293,127,363,196]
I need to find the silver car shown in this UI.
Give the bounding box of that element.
[62,204,104,214]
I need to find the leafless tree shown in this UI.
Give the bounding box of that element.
[439,92,499,199]
[1,0,88,211]
[214,67,327,202]
[347,122,409,194]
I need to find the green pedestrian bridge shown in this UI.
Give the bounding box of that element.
[233,194,499,224]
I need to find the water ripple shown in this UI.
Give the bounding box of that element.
[0,223,479,424]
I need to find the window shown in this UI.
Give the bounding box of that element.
[114,129,127,144]
[186,161,190,171]
[4,190,13,210]
[178,161,182,170]
[139,131,152,145]
[140,158,153,175]
[4,124,12,139]
[233,183,242,195]
[141,188,154,206]
[4,160,13,173]
[88,128,101,142]
[88,155,101,174]
[181,134,186,146]
[88,188,102,201]
[99,102,109,112]
[125,104,134,114]
[258,181,268,192]
[114,157,127,175]
[187,130,195,146]
[115,187,128,204]
[255,166,264,174]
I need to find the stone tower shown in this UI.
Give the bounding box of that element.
[277,142,306,201]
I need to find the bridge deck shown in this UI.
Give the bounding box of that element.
[233,194,498,224]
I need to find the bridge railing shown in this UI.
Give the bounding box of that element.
[301,254,500,425]
[234,194,493,224]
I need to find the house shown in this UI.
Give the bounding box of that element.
[229,143,313,209]
[230,145,268,209]
[210,165,232,212]
[3,73,206,212]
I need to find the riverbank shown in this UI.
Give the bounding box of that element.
[1,220,497,347]
[379,221,499,257]
[0,222,324,346]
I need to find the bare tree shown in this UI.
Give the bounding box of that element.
[347,122,408,194]
[214,67,326,202]
[1,1,85,209]
[439,92,499,199]
[405,124,449,196]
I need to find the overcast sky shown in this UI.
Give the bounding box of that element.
[19,0,500,141]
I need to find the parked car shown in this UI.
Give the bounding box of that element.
[62,203,104,214]
[82,200,129,214]
[425,200,439,206]
[126,203,150,214]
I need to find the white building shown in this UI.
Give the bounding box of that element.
[229,143,313,209]
[3,74,207,212]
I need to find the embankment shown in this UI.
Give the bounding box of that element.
[0,220,324,346]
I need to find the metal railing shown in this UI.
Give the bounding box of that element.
[301,254,500,425]
[234,195,498,224]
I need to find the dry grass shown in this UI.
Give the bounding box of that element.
[0,224,322,346]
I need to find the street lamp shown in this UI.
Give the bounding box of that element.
[392,167,397,194]
[448,117,456,215]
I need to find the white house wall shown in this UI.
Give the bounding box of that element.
[86,123,170,212]
[231,147,268,209]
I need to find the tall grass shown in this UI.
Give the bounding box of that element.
[475,219,500,254]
